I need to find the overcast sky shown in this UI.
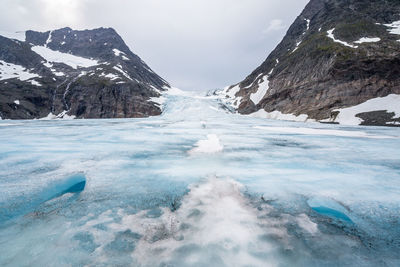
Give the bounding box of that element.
[0,0,309,92]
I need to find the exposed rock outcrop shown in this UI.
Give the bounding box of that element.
[218,0,400,126]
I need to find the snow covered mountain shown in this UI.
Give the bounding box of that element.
[216,0,400,126]
[0,27,170,119]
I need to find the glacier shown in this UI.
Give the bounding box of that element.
[0,91,399,266]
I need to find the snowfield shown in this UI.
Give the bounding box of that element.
[0,60,41,81]
[250,75,270,105]
[0,92,399,266]
[31,45,99,69]
[327,94,400,125]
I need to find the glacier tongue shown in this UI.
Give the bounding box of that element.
[0,91,399,266]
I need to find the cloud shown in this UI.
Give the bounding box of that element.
[264,19,286,34]
[37,0,85,28]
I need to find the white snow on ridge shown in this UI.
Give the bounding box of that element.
[221,85,242,109]
[250,75,269,105]
[189,134,224,154]
[249,109,313,122]
[327,29,358,48]
[0,60,40,81]
[354,37,381,44]
[326,94,400,126]
[43,62,53,68]
[45,31,53,47]
[225,85,240,99]
[293,41,302,52]
[0,31,26,42]
[112,49,124,56]
[293,18,311,52]
[102,73,120,80]
[207,84,242,108]
[244,73,263,89]
[113,49,130,61]
[14,100,20,105]
[211,84,243,110]
[113,65,132,81]
[32,46,99,69]
[384,20,400,35]
[28,80,42,87]
[327,29,381,47]
[52,70,65,77]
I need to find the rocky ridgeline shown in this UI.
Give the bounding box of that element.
[0,27,170,119]
[217,0,400,126]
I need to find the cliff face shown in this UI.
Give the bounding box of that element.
[0,27,170,120]
[219,0,400,126]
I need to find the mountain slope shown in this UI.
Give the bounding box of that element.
[218,0,400,126]
[0,27,170,120]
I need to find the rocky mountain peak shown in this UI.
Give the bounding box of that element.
[0,27,170,120]
[217,0,400,126]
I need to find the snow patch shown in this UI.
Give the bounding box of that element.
[32,46,99,69]
[28,80,42,87]
[112,65,132,81]
[0,60,40,81]
[326,94,400,126]
[244,73,263,89]
[327,29,358,48]
[52,70,65,77]
[225,84,240,99]
[217,84,242,109]
[43,62,53,68]
[189,134,223,154]
[250,75,269,105]
[112,49,124,57]
[354,37,381,44]
[292,18,310,52]
[45,31,53,47]
[384,20,400,35]
[14,100,20,105]
[293,41,302,52]
[112,48,129,60]
[101,72,120,81]
[305,19,310,31]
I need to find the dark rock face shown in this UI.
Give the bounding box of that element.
[222,0,400,126]
[0,27,170,120]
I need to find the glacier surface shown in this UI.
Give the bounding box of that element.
[0,92,399,266]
